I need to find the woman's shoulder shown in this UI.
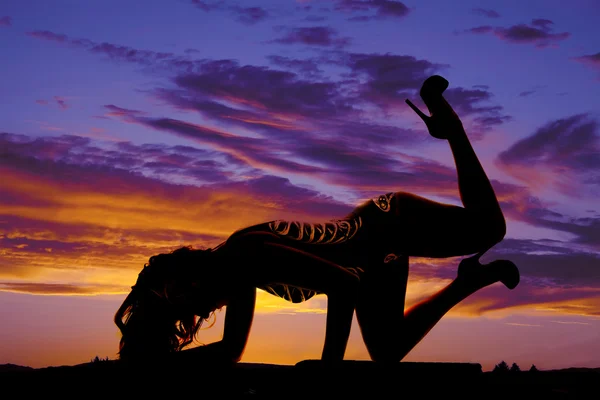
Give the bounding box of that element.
[226,222,275,242]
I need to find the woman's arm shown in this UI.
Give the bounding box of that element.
[221,285,256,361]
[176,286,256,364]
[224,232,361,362]
[322,288,357,361]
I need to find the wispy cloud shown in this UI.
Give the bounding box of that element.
[496,113,600,197]
[572,52,600,80]
[334,0,411,22]
[456,19,570,48]
[27,29,511,136]
[550,320,592,325]
[190,1,271,25]
[572,52,600,69]
[471,8,500,19]
[26,30,199,71]
[34,96,70,110]
[272,26,351,47]
[0,282,126,295]
[0,16,12,26]
[54,96,69,110]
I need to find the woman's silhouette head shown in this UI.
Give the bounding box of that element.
[114,246,221,361]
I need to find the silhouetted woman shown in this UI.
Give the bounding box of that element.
[114,75,519,365]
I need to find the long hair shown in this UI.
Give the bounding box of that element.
[114,246,219,361]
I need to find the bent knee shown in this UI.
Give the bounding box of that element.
[368,346,404,364]
[475,213,506,249]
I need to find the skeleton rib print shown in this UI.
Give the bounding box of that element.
[263,217,366,303]
[267,217,363,244]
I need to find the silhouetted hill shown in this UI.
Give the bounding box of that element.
[1,360,598,398]
[0,363,33,372]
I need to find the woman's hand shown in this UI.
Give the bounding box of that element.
[174,286,256,365]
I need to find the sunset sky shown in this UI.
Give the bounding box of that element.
[1,0,599,371]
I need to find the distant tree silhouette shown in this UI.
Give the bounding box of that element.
[493,360,510,373]
[529,364,539,372]
[91,355,109,363]
[510,362,521,373]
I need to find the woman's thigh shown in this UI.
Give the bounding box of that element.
[355,254,409,363]
[384,192,502,258]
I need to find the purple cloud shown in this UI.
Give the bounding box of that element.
[0,130,362,232]
[519,90,535,97]
[334,0,411,21]
[418,236,600,294]
[54,96,68,110]
[27,30,69,43]
[130,112,465,197]
[27,30,200,71]
[273,26,351,47]
[531,18,554,30]
[341,53,511,129]
[33,97,70,110]
[472,8,500,18]
[27,29,509,133]
[27,30,510,193]
[496,113,599,196]
[458,19,570,48]
[191,1,270,25]
[488,239,600,288]
[233,6,270,25]
[139,53,510,191]
[170,59,354,118]
[443,87,511,125]
[518,85,545,97]
[573,52,600,68]
[0,131,235,187]
[463,25,493,34]
[190,0,223,12]
[344,53,445,102]
[572,52,600,77]
[267,55,324,77]
[0,16,12,26]
[103,104,147,118]
[104,104,145,114]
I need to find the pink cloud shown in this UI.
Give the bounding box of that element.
[0,16,12,26]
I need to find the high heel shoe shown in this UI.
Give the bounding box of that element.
[405,75,463,140]
[458,256,520,290]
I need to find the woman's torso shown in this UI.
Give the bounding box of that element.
[225,191,407,303]
[232,191,404,270]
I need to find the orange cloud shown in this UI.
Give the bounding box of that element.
[0,152,337,309]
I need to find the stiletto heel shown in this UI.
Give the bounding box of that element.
[405,75,463,140]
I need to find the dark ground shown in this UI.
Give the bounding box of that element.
[1,360,598,398]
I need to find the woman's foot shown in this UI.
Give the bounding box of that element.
[405,75,464,140]
[457,257,520,290]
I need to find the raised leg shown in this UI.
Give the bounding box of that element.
[393,77,506,258]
